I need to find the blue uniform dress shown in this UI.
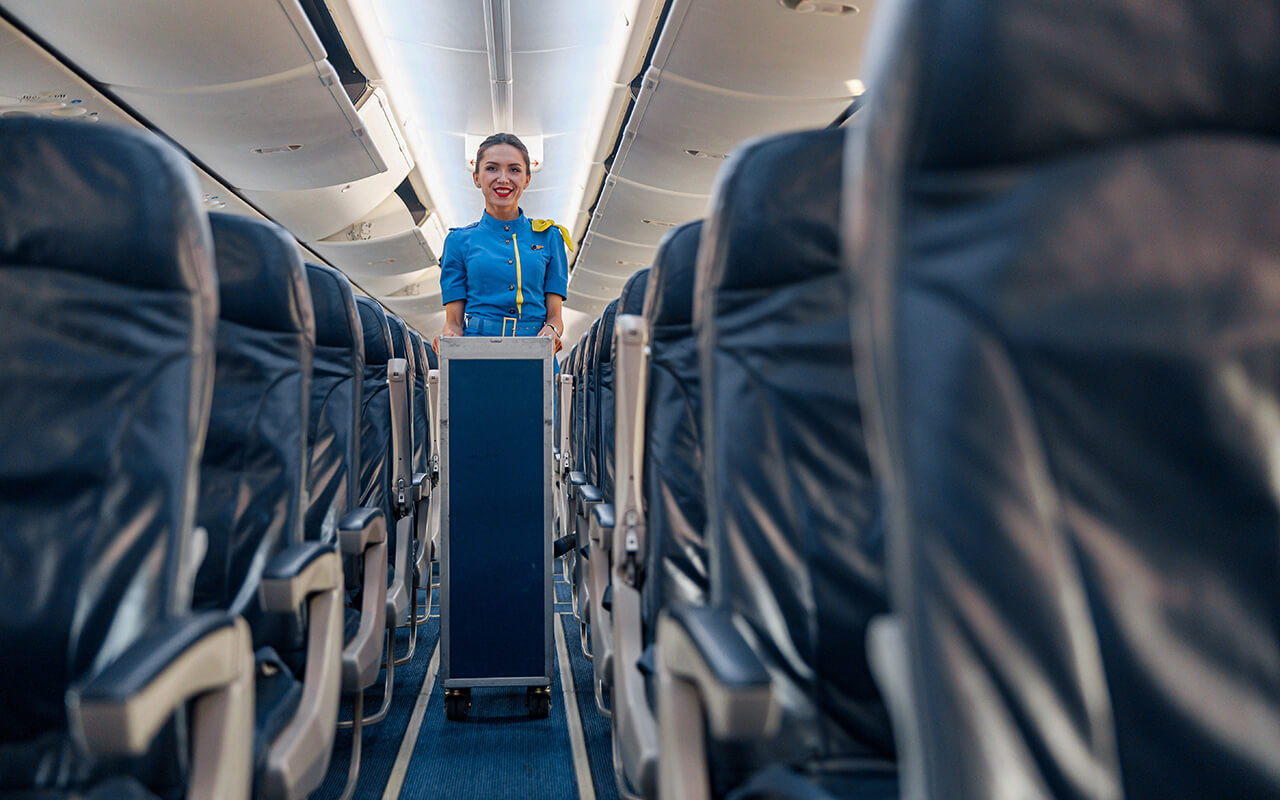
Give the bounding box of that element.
[440,209,570,339]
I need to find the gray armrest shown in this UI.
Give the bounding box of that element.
[657,605,779,740]
[577,484,603,517]
[338,507,388,690]
[338,507,387,555]
[590,502,615,549]
[69,612,254,800]
[260,542,341,612]
[412,472,428,503]
[569,471,588,487]
[258,545,344,800]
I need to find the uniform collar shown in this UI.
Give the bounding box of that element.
[479,209,525,232]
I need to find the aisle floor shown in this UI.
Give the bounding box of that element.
[314,559,620,800]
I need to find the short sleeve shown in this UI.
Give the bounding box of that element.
[440,230,468,305]
[544,232,569,300]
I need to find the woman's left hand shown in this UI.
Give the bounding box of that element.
[539,324,563,354]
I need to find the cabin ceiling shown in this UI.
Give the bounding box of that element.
[0,0,871,342]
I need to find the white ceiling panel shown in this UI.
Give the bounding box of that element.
[586,176,708,248]
[344,266,435,298]
[567,0,875,314]
[2,0,325,88]
[11,0,391,192]
[577,233,658,271]
[310,225,437,282]
[241,89,412,239]
[112,61,383,191]
[658,1,872,99]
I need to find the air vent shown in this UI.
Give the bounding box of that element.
[202,193,228,210]
[778,0,859,15]
[252,144,304,155]
[684,149,729,160]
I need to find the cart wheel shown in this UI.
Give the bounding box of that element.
[526,686,552,719]
[445,688,471,722]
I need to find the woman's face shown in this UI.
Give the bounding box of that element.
[473,143,531,217]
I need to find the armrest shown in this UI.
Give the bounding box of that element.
[260,542,342,613]
[338,506,387,556]
[69,612,254,800]
[412,472,428,502]
[577,484,603,517]
[259,547,344,800]
[656,605,779,740]
[569,471,588,486]
[590,503,615,548]
[342,508,388,691]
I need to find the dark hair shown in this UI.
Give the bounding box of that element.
[474,132,530,175]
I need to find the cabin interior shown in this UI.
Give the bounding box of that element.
[0,1,1277,800]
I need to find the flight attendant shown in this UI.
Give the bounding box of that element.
[433,132,571,354]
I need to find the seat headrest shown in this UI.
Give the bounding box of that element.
[385,313,414,370]
[643,220,702,328]
[696,129,843,304]
[870,0,1280,170]
[355,296,392,366]
[593,299,620,365]
[305,262,362,350]
[617,267,651,317]
[0,118,212,293]
[209,214,314,335]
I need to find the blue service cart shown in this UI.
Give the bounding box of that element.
[438,336,554,720]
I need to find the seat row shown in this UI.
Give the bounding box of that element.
[0,117,441,800]
[557,0,1280,798]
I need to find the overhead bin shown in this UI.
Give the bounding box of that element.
[345,267,436,299]
[242,89,413,240]
[7,0,391,191]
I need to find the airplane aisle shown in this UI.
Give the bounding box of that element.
[315,559,620,800]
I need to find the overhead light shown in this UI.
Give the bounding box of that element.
[845,79,866,97]
[482,0,514,132]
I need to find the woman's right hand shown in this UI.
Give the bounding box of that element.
[433,320,465,354]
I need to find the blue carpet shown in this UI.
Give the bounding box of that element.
[316,560,620,800]
[562,614,620,800]
[314,597,439,800]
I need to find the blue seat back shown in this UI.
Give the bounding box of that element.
[593,299,620,499]
[698,128,892,772]
[304,262,364,542]
[194,214,314,628]
[0,118,217,789]
[580,318,601,480]
[355,297,394,531]
[640,221,708,635]
[409,330,430,476]
[847,1,1280,798]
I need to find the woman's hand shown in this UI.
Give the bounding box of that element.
[433,319,465,354]
[539,323,563,354]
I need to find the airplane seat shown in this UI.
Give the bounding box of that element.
[640,220,709,651]
[200,213,346,800]
[845,1,1280,798]
[355,297,398,588]
[383,314,417,641]
[586,298,623,713]
[594,298,622,501]
[302,268,387,800]
[0,118,253,799]
[303,263,365,546]
[656,128,895,800]
[409,330,432,574]
[572,318,605,631]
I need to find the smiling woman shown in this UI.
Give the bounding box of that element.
[434,132,571,355]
